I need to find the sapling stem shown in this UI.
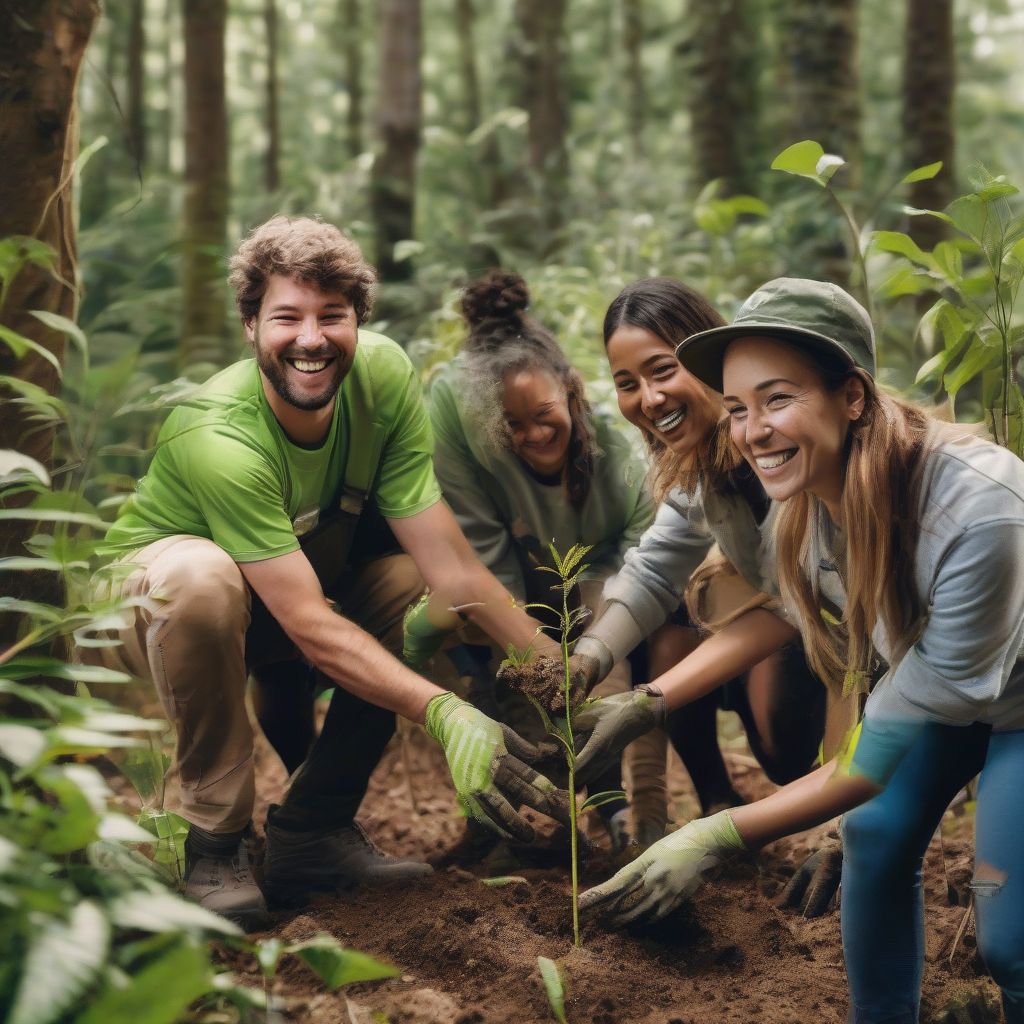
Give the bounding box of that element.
[559,570,581,948]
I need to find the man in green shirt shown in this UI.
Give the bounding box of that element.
[101,217,567,929]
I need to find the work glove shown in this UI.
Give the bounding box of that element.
[779,834,843,918]
[572,685,667,786]
[567,651,601,698]
[579,810,745,927]
[424,692,570,843]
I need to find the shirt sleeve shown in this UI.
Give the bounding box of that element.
[373,358,444,519]
[860,518,1024,779]
[427,373,525,595]
[182,427,299,562]
[594,488,714,645]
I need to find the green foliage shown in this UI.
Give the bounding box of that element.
[536,956,569,1024]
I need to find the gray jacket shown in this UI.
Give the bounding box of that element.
[815,434,1024,736]
[577,473,778,673]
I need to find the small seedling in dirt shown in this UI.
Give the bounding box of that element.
[498,543,624,947]
[537,956,569,1024]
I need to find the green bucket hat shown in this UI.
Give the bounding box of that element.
[675,277,877,393]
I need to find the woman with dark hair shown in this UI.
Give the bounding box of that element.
[569,279,833,852]
[416,270,671,852]
[580,277,1024,1024]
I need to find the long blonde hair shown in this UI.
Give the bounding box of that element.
[774,369,937,693]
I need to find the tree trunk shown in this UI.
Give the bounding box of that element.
[454,0,482,133]
[514,0,570,226]
[623,0,646,156]
[903,0,954,250]
[779,0,861,184]
[684,0,749,192]
[127,0,147,169]
[339,0,364,158]
[265,0,281,192]
[0,0,99,604]
[181,0,229,368]
[371,0,422,282]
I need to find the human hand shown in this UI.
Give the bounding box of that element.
[568,651,601,699]
[572,686,666,785]
[424,692,570,842]
[779,836,843,918]
[579,810,745,926]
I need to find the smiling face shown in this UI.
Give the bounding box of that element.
[721,336,865,518]
[501,368,573,477]
[246,274,358,441]
[605,324,722,456]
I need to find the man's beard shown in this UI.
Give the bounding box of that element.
[255,334,344,412]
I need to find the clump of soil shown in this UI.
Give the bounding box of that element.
[497,654,568,714]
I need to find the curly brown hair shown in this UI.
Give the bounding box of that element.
[228,215,377,324]
[458,270,597,510]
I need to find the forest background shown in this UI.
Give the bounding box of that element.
[3,2,1024,1023]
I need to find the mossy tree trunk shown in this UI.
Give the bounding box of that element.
[903,0,954,250]
[623,0,647,156]
[371,0,422,281]
[0,0,99,599]
[127,0,147,170]
[181,0,229,369]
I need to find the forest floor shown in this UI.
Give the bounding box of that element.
[210,704,1003,1024]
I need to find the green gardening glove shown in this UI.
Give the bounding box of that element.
[424,692,571,843]
[402,593,458,671]
[579,810,745,926]
[572,685,667,786]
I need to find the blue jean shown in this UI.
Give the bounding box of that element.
[841,722,1024,1024]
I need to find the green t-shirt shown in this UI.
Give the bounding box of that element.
[103,331,441,562]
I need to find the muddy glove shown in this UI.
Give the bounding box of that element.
[568,651,601,698]
[424,692,570,843]
[579,810,745,927]
[572,685,666,786]
[780,834,843,918]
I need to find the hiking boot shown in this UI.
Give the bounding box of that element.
[183,825,269,932]
[263,812,433,906]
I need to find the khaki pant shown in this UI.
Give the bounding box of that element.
[96,535,422,832]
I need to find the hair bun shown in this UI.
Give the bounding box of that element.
[461,270,530,327]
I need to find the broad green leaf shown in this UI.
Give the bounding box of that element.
[36,767,102,852]
[871,231,931,268]
[0,450,50,487]
[901,161,943,185]
[289,934,399,988]
[816,153,846,183]
[975,181,1019,203]
[945,334,1001,399]
[0,724,47,767]
[903,205,955,225]
[7,900,110,1024]
[0,658,132,685]
[0,236,57,288]
[108,890,241,937]
[0,325,61,376]
[914,350,950,386]
[97,813,154,843]
[723,194,770,217]
[931,240,963,281]
[73,939,213,1024]
[946,195,990,243]
[0,557,65,571]
[0,508,107,529]
[392,240,425,262]
[537,956,568,1024]
[770,140,826,182]
[29,310,87,352]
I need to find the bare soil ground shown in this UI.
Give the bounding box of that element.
[230,715,1001,1024]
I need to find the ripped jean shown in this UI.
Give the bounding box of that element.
[842,722,1024,1024]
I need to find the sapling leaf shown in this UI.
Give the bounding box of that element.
[816,153,846,183]
[771,140,827,182]
[901,161,943,185]
[256,938,285,978]
[537,956,568,1024]
[871,231,931,268]
[481,875,528,887]
[581,790,627,812]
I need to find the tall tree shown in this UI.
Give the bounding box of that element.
[264,0,281,192]
[623,0,647,156]
[181,0,229,368]
[779,0,861,184]
[371,0,422,281]
[0,0,100,579]
[454,0,483,134]
[514,0,570,226]
[683,0,751,192]
[127,0,147,169]
[338,0,364,158]
[903,0,955,250]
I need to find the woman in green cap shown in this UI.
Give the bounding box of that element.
[579,277,1024,1024]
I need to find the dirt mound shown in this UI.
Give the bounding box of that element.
[243,718,998,1024]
